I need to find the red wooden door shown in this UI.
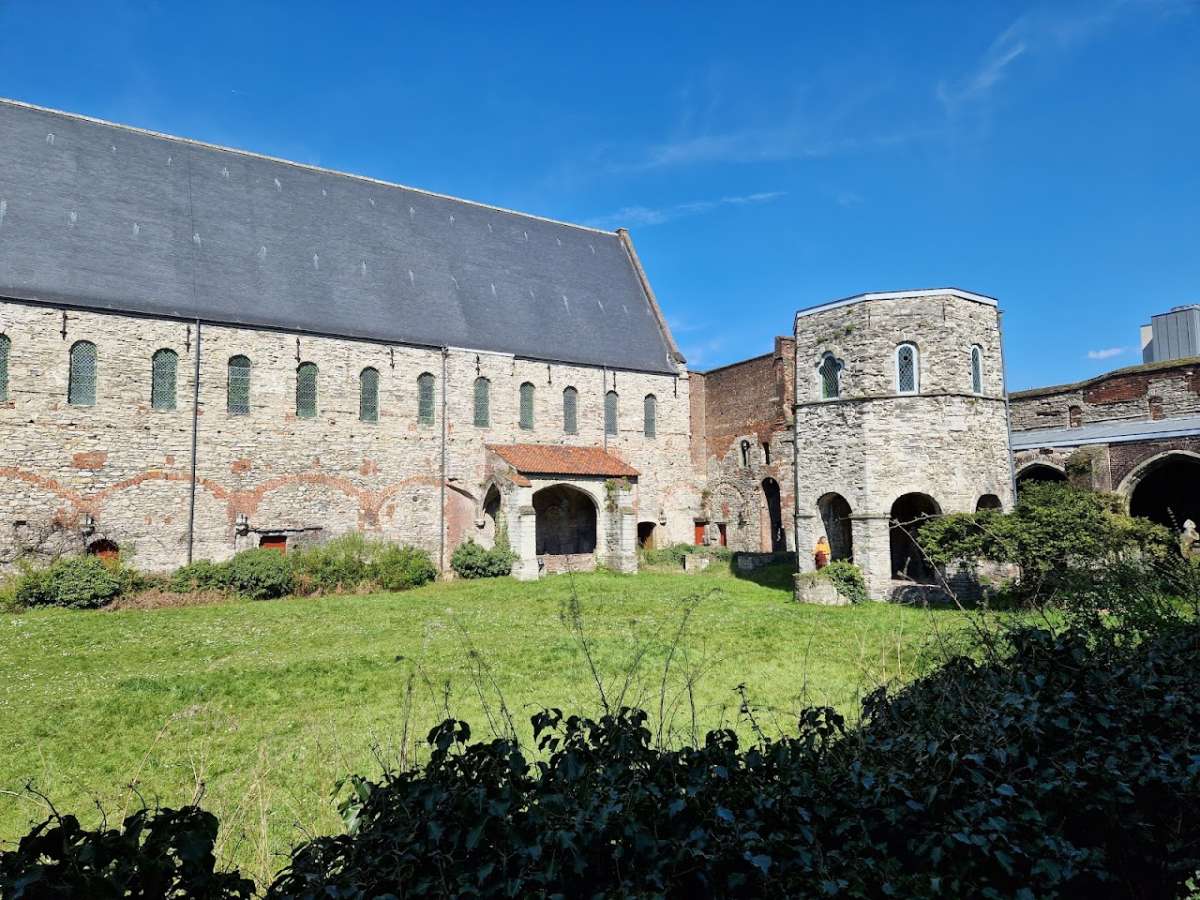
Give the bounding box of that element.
[694,523,706,545]
[259,534,288,554]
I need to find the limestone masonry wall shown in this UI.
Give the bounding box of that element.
[0,300,699,571]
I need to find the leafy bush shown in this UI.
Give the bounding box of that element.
[450,539,515,579]
[820,560,868,603]
[642,542,732,566]
[371,545,437,591]
[222,548,294,600]
[168,559,228,593]
[919,482,1172,599]
[0,805,253,898]
[14,555,123,609]
[289,533,372,595]
[269,611,1200,898]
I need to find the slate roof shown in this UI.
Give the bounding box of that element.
[488,444,640,478]
[1010,414,1200,450]
[0,99,681,374]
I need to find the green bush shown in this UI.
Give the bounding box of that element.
[222,548,293,600]
[642,543,732,567]
[820,560,868,603]
[450,539,515,579]
[168,559,228,593]
[371,545,437,591]
[14,555,123,609]
[289,533,372,595]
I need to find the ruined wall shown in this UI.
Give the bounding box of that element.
[0,300,699,571]
[697,337,796,552]
[1010,359,1200,433]
[792,293,1013,598]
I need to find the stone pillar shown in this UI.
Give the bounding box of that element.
[851,513,892,601]
[617,505,638,573]
[794,512,819,573]
[513,504,540,581]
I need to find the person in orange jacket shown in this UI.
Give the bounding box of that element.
[814,535,831,570]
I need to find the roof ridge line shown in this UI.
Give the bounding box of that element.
[0,96,618,238]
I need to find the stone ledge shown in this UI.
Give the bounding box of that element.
[793,572,850,606]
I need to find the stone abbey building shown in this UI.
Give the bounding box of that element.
[0,98,1017,597]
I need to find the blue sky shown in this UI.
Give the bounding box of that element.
[2,1,1197,389]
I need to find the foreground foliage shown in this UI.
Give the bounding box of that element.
[450,538,516,580]
[11,555,125,609]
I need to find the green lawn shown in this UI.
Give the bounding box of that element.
[0,566,975,883]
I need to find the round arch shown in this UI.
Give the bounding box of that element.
[976,493,1003,512]
[760,478,786,552]
[1015,462,1067,491]
[816,492,853,562]
[1118,450,1200,531]
[533,484,598,556]
[889,493,942,584]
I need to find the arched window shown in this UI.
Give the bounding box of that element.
[895,343,919,394]
[562,386,578,434]
[0,333,10,402]
[68,340,97,407]
[970,345,983,395]
[296,362,318,418]
[227,355,251,415]
[605,390,619,436]
[474,376,490,427]
[417,372,436,425]
[150,348,178,411]
[519,381,535,430]
[1068,405,1082,429]
[818,352,842,399]
[359,367,379,423]
[643,394,656,438]
[740,439,751,467]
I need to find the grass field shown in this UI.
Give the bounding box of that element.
[0,565,977,883]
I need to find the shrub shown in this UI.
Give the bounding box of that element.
[0,805,253,898]
[14,555,123,609]
[289,534,372,595]
[168,559,228,593]
[450,539,514,579]
[820,559,868,603]
[371,545,437,591]
[642,542,732,566]
[269,612,1200,898]
[222,548,293,600]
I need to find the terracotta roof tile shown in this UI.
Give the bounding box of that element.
[488,444,639,478]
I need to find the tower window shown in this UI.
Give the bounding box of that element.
[151,348,178,411]
[562,386,578,434]
[359,367,379,423]
[474,376,490,427]
[643,394,656,438]
[296,362,318,418]
[818,352,842,399]
[68,341,97,407]
[740,439,751,467]
[605,390,619,436]
[227,355,251,415]
[896,343,919,394]
[519,381,535,430]
[417,372,436,425]
[970,345,983,395]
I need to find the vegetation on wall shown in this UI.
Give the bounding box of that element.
[818,560,868,604]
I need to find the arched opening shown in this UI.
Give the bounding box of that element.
[976,493,1003,512]
[1127,452,1200,531]
[86,538,119,561]
[760,478,785,552]
[533,485,597,556]
[889,493,941,583]
[817,492,853,561]
[637,521,657,549]
[481,484,501,548]
[1016,464,1067,491]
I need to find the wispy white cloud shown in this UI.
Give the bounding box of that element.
[1087,346,1127,360]
[680,336,727,368]
[587,191,786,230]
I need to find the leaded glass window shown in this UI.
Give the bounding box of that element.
[296,362,318,418]
[417,372,435,425]
[519,381,534,430]
[971,345,983,395]
[359,367,379,423]
[474,377,490,427]
[0,334,9,402]
[151,348,178,410]
[818,353,841,399]
[227,355,251,415]
[896,343,918,394]
[68,341,96,407]
[643,394,656,438]
[605,390,618,436]
[562,386,578,434]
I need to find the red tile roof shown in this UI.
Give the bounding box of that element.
[488,444,640,478]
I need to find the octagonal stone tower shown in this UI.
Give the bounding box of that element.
[792,289,1014,600]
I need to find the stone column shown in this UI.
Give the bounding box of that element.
[794,512,819,573]
[513,504,540,581]
[850,513,892,601]
[617,505,638,573]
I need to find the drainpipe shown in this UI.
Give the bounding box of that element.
[186,319,201,564]
[997,307,1018,505]
[439,346,449,573]
[602,365,608,453]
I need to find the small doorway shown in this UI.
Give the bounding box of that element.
[637,521,658,549]
[694,522,707,545]
[717,523,728,547]
[86,539,120,561]
[761,478,786,552]
[259,534,288,554]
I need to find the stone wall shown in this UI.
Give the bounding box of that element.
[695,336,796,553]
[792,293,1013,599]
[0,299,700,572]
[1010,359,1200,433]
